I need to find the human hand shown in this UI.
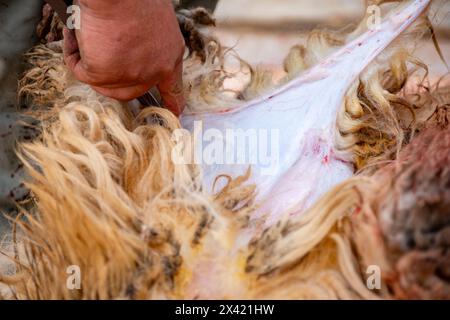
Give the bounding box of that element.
[64,0,186,116]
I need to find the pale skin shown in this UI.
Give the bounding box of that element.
[64,0,186,116]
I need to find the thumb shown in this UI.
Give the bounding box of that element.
[157,61,186,117]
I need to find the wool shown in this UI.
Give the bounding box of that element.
[1,0,449,300]
[351,118,450,299]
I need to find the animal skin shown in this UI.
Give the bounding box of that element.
[181,0,431,224]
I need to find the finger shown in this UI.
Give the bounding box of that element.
[63,27,103,86]
[157,60,185,117]
[63,27,81,71]
[63,27,92,84]
[91,83,153,101]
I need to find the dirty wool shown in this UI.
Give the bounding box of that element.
[1,0,449,299]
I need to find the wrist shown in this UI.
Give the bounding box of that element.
[77,0,177,31]
[78,0,173,15]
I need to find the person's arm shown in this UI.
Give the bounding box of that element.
[47,0,186,116]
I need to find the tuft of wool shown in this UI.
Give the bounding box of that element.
[352,108,450,299]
